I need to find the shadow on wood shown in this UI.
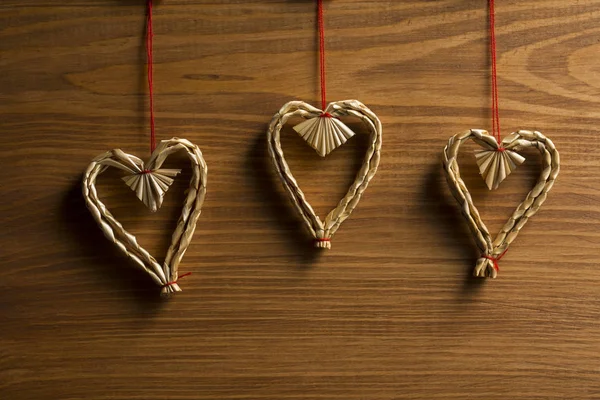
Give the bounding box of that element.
[60,177,167,307]
[421,161,486,294]
[247,130,323,266]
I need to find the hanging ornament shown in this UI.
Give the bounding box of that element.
[267,0,383,249]
[82,0,208,296]
[442,0,560,278]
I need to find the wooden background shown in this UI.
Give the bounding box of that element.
[2,0,600,398]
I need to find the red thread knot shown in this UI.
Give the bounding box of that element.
[161,272,192,288]
[315,238,331,242]
[140,169,153,174]
[320,112,333,118]
[482,255,500,271]
[481,249,508,272]
[497,147,506,152]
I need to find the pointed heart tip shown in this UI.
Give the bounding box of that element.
[484,179,497,191]
[474,257,498,278]
[314,238,331,249]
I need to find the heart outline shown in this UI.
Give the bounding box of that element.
[443,129,560,278]
[267,100,382,248]
[82,137,208,295]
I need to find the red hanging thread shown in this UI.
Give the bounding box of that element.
[146,0,156,153]
[317,0,329,115]
[161,272,192,289]
[489,0,501,145]
[144,2,190,286]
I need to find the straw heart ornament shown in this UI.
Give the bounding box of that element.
[268,100,382,248]
[443,129,559,278]
[267,0,382,248]
[83,138,208,295]
[81,0,207,295]
[443,0,560,278]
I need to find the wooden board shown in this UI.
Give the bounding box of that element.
[2,1,600,399]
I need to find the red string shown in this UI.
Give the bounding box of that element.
[482,249,508,272]
[489,0,501,144]
[315,238,331,242]
[317,0,328,114]
[146,0,156,153]
[162,272,192,289]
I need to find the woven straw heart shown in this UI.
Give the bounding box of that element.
[82,138,207,295]
[443,129,560,278]
[267,100,382,249]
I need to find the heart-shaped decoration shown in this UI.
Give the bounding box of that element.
[443,129,560,278]
[82,137,208,295]
[267,100,382,248]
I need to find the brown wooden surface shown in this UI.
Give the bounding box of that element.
[2,1,600,399]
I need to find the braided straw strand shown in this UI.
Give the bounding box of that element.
[267,100,382,249]
[82,137,208,296]
[443,129,559,278]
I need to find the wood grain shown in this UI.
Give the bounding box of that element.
[2,1,600,399]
